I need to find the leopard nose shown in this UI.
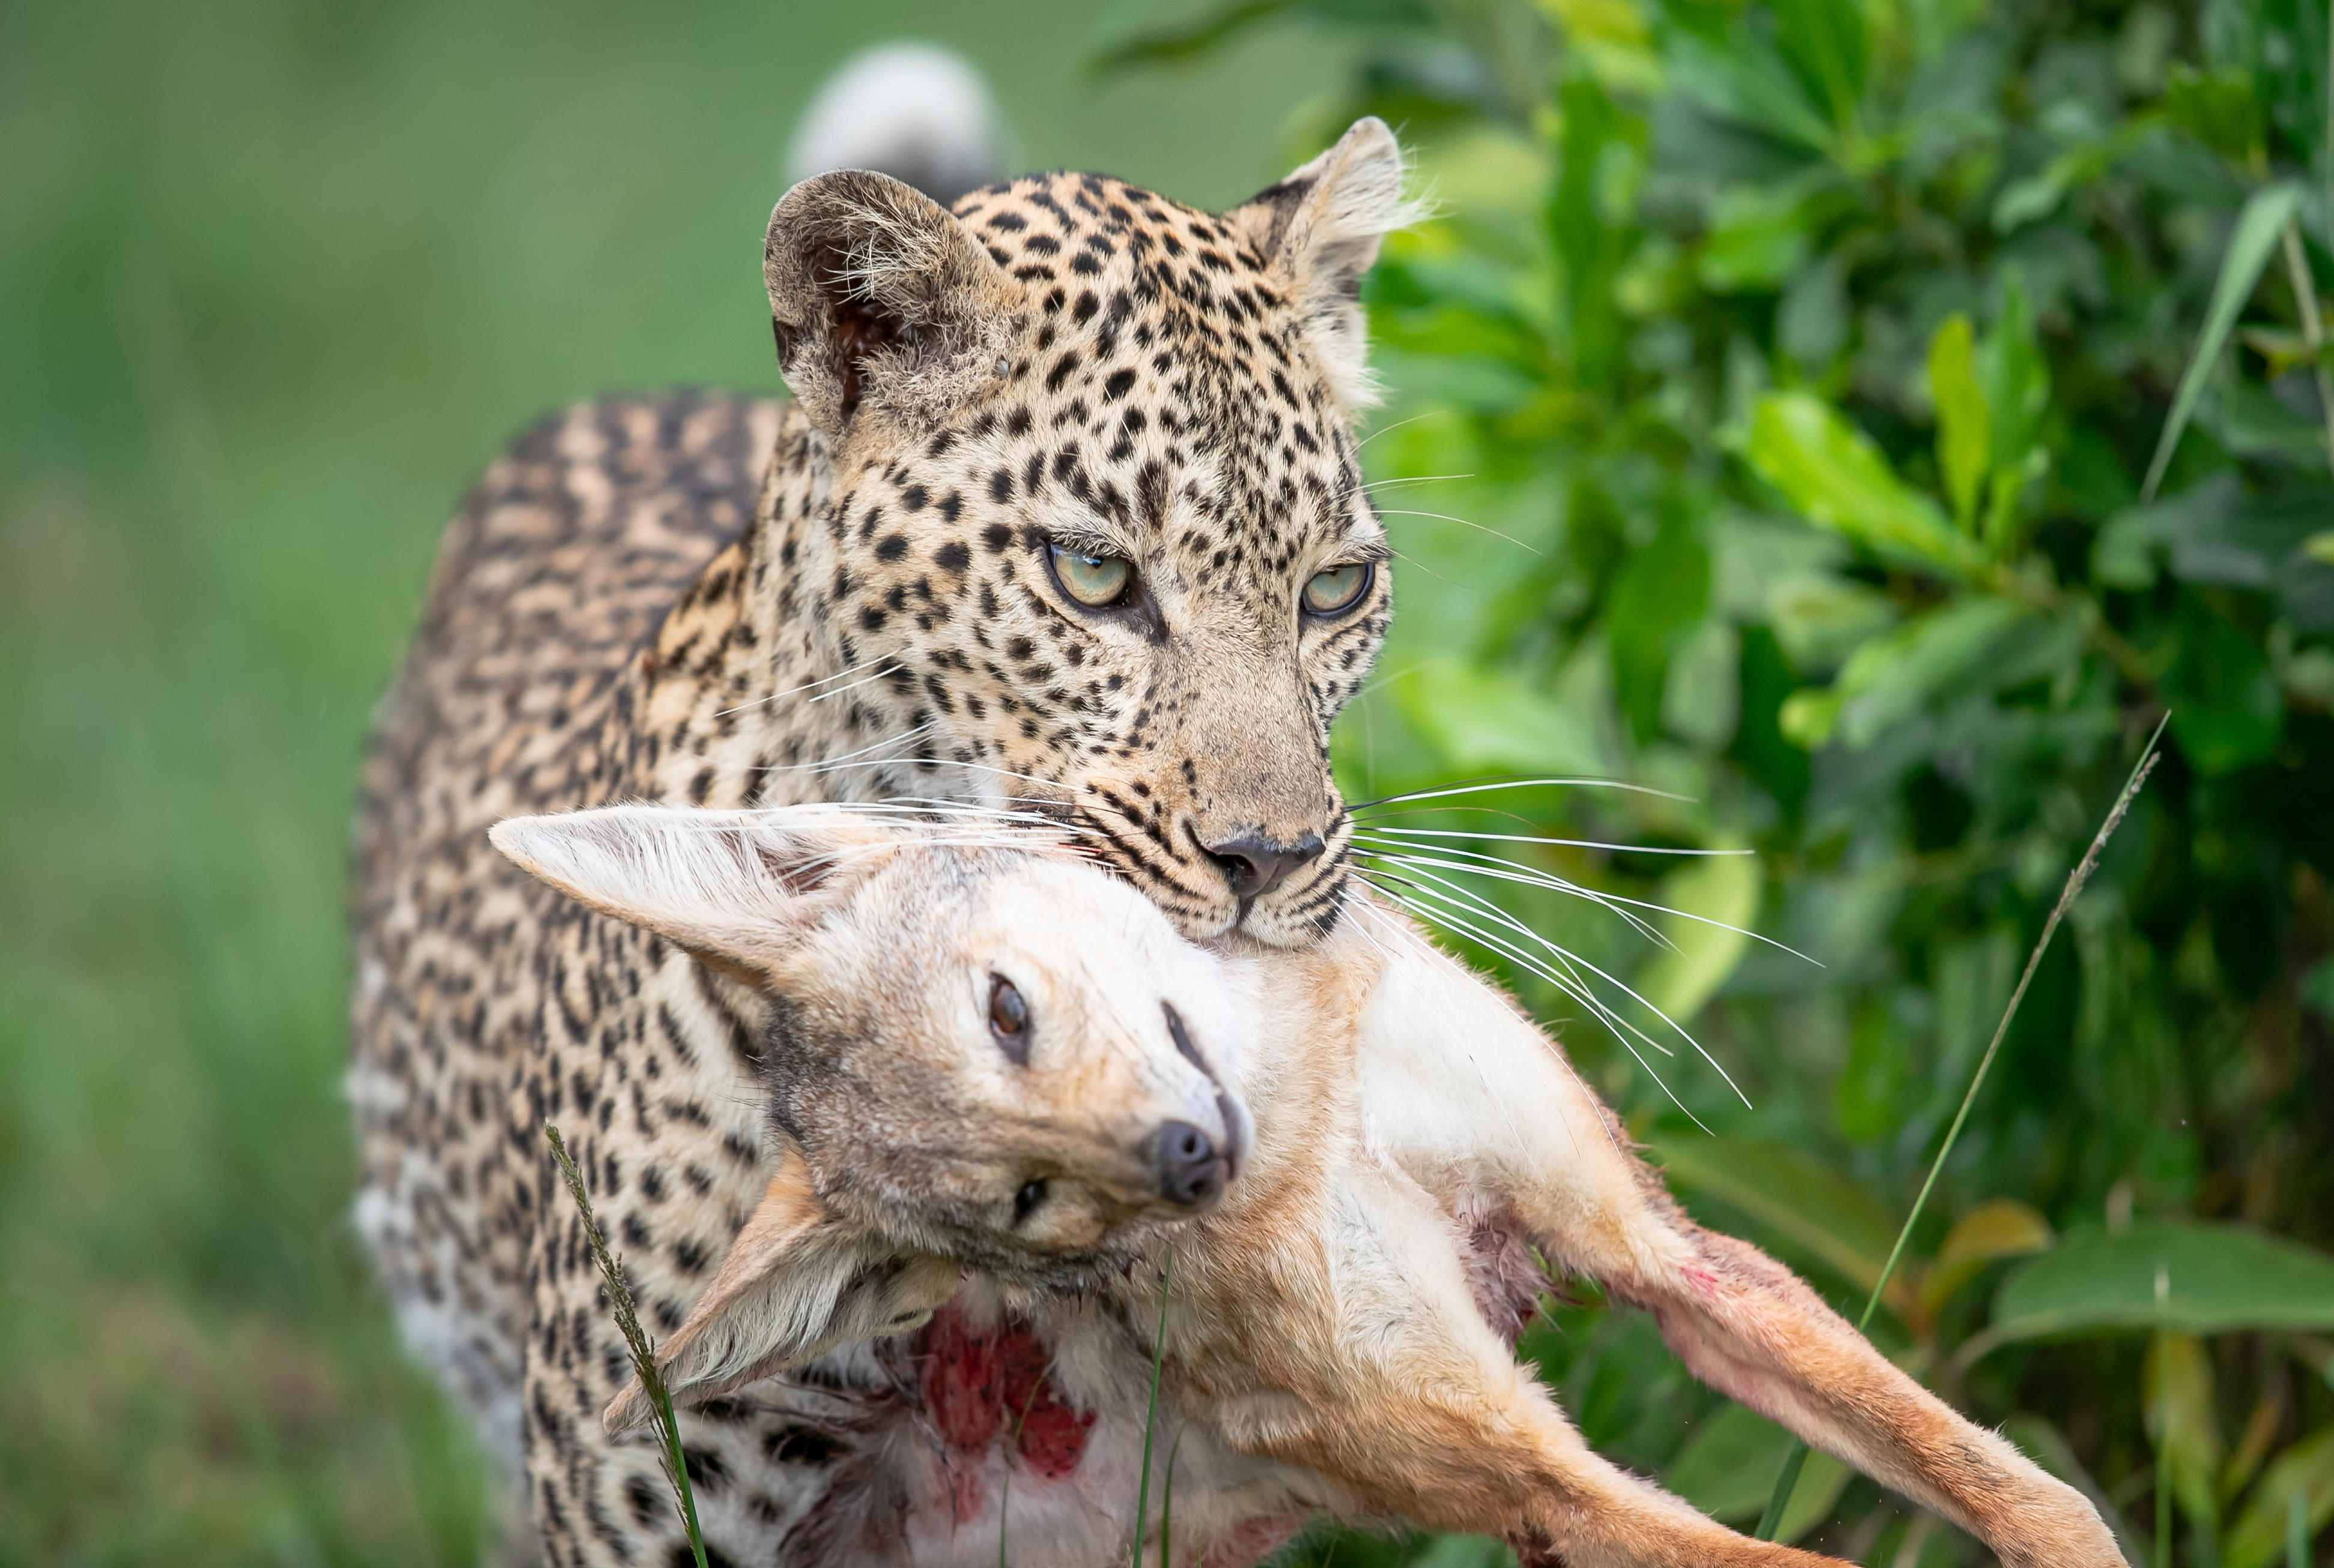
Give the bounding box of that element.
[1155,1120,1226,1208]
[1200,831,1325,901]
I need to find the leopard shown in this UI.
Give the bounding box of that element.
[350,115,1421,1565]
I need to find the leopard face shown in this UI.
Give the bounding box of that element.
[757,120,1415,946]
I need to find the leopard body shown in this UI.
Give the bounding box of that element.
[352,123,1414,1565]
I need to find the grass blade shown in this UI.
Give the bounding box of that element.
[1753,717,2166,1542]
[1131,1248,1175,1568]
[1161,1427,1184,1568]
[546,1123,709,1568]
[2141,182,2303,502]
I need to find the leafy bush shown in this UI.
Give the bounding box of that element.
[1105,0,2334,1561]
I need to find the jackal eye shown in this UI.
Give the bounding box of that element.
[989,974,1030,1065]
[1048,545,1132,607]
[1011,1178,1048,1226]
[1302,561,1372,616]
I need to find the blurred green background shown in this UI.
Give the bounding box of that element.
[0,1,1341,1558]
[5,0,2334,1563]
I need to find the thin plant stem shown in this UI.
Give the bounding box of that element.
[1131,1248,1175,1568]
[546,1124,710,1568]
[999,1370,1045,1568]
[1161,1427,1184,1568]
[2155,1264,2173,1568]
[2279,218,2334,473]
[1754,719,2166,1542]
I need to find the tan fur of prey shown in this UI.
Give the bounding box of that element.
[497,804,2126,1568]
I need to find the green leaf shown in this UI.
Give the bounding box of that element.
[2301,957,2334,1024]
[2146,1331,2225,1531]
[1606,503,1709,743]
[1635,846,1759,1023]
[1921,1197,2053,1316]
[1552,74,1644,393]
[1664,1402,1851,1541]
[1697,186,1813,292]
[2162,593,2285,775]
[1391,660,1614,779]
[1770,0,1868,132]
[2141,180,2305,503]
[1780,596,2029,749]
[1927,314,1989,530]
[2223,1427,2334,1568]
[2162,62,2263,162]
[1977,1224,2334,1349]
[1989,118,2155,234]
[1977,270,2050,557]
[1654,1137,1902,1307]
[1537,0,1662,95]
[1745,392,1987,577]
[1666,25,1836,153]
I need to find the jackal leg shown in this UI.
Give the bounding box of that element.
[1354,925,2125,1568]
[1183,1161,1846,1568]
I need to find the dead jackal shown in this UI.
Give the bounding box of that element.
[494,804,2121,1568]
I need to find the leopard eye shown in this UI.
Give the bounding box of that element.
[1302,561,1372,616]
[1049,545,1132,608]
[989,974,1030,1065]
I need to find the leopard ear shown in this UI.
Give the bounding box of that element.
[603,1153,961,1434]
[1226,117,1422,412]
[488,804,901,972]
[764,170,1014,436]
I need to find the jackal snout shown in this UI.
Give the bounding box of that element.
[1154,1119,1227,1207]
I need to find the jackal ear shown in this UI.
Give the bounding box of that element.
[604,1153,961,1434]
[489,804,901,972]
[1226,117,1421,412]
[764,169,1012,435]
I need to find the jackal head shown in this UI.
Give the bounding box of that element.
[490,803,1250,1427]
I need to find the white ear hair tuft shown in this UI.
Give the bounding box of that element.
[489,804,899,966]
[1231,117,1427,413]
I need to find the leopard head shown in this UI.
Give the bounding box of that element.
[760,118,1415,947]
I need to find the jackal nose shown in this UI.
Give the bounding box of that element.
[1155,1120,1225,1208]
[1200,831,1325,901]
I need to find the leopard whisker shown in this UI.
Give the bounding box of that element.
[713,657,895,718]
[1346,777,1693,812]
[1357,837,1817,966]
[1354,868,1712,1132]
[805,664,908,703]
[1370,509,1540,555]
[1352,839,1669,949]
[1350,410,1436,451]
[1357,867,1673,1059]
[771,721,940,774]
[1363,826,1754,857]
[1372,863,1745,1110]
[1371,858,1752,1110]
[1345,893,1615,1162]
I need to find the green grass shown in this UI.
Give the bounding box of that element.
[0,2,1339,1557]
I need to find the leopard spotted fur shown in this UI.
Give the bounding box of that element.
[352,120,1413,1564]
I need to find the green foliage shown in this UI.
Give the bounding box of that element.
[1979,1223,2334,1346]
[1103,0,2334,1560]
